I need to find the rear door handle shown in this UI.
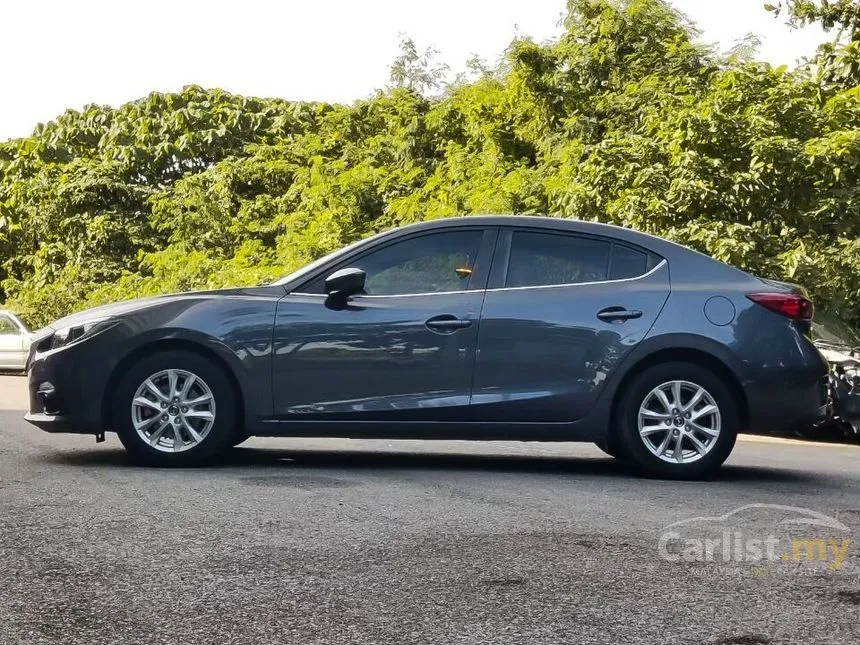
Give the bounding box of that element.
[597,307,643,322]
[425,314,473,333]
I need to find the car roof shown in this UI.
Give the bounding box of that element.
[396,215,678,255]
[393,215,752,283]
[276,214,754,289]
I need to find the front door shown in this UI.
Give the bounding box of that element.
[271,228,496,421]
[471,228,670,422]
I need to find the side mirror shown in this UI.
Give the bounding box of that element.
[325,267,366,298]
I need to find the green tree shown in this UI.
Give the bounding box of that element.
[1,0,858,330]
[768,0,860,88]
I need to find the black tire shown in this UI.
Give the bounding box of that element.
[112,351,238,467]
[616,361,739,479]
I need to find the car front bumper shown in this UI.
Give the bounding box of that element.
[24,328,123,436]
[23,411,81,433]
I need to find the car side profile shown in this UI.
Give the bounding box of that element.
[24,216,828,477]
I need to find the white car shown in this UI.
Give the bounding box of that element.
[0,310,31,371]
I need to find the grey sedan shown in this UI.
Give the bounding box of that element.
[24,216,828,477]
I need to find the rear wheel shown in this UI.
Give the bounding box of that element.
[112,351,237,467]
[616,361,738,479]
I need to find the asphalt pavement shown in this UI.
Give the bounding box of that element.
[0,374,858,645]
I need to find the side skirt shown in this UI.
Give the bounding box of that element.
[247,418,608,442]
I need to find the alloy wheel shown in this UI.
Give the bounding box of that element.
[637,380,721,464]
[131,369,216,453]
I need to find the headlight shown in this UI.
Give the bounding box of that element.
[49,317,115,349]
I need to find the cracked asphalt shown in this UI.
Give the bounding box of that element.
[1,374,859,645]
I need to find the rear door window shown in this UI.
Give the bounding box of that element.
[505,232,610,288]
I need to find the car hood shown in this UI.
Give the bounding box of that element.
[45,288,251,330]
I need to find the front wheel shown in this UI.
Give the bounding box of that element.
[616,361,739,479]
[112,351,238,467]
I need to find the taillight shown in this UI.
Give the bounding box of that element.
[746,292,813,321]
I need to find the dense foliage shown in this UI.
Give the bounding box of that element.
[0,0,858,329]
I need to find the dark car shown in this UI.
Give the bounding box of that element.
[24,216,828,477]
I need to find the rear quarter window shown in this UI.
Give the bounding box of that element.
[609,244,661,280]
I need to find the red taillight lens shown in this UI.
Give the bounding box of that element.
[746,292,813,321]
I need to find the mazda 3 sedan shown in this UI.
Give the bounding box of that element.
[24,216,828,477]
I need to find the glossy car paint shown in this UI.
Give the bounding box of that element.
[471,223,672,422]
[24,216,829,442]
[25,289,281,432]
[268,228,498,422]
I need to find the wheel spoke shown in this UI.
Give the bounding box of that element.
[691,404,718,421]
[684,387,706,412]
[184,409,214,421]
[149,421,170,446]
[133,414,162,431]
[653,388,673,414]
[640,424,669,437]
[672,435,685,462]
[167,370,178,399]
[655,431,673,457]
[181,418,202,443]
[687,432,709,455]
[185,393,213,407]
[172,424,183,451]
[144,378,168,402]
[640,408,671,421]
[179,374,197,402]
[689,420,719,437]
[133,396,162,413]
[671,381,683,410]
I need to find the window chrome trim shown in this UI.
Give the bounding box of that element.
[287,259,667,298]
[485,258,668,293]
[288,290,475,299]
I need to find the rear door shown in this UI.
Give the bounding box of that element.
[471,228,670,421]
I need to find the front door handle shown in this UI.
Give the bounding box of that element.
[597,307,643,322]
[425,314,473,333]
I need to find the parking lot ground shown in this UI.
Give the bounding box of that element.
[1,374,859,645]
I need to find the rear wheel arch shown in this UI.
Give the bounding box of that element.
[608,346,749,438]
[102,338,246,436]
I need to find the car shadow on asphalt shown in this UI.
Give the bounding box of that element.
[35,445,820,485]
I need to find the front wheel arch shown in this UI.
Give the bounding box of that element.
[102,339,246,437]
